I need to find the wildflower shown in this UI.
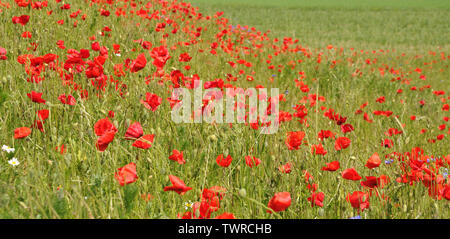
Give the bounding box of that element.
[334,137,351,151]
[346,191,370,211]
[215,212,236,219]
[342,168,362,181]
[321,161,340,171]
[279,162,292,173]
[169,149,186,165]
[14,127,32,139]
[216,154,233,167]
[184,201,193,210]
[124,122,144,140]
[27,91,46,104]
[267,192,291,213]
[8,158,20,167]
[307,192,325,207]
[2,145,15,153]
[285,131,305,150]
[245,155,261,168]
[163,175,192,195]
[130,53,147,73]
[141,93,162,112]
[114,162,138,186]
[366,152,381,169]
[94,118,117,151]
[132,134,155,149]
[441,168,448,179]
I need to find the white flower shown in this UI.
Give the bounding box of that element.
[2,145,15,153]
[184,201,193,210]
[8,157,20,167]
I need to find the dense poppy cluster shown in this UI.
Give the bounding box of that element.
[2,0,448,219]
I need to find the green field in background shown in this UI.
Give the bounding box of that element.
[187,0,450,51]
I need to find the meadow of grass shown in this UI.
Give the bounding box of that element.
[189,0,450,52]
[0,0,448,219]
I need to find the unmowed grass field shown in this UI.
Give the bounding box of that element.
[0,0,448,219]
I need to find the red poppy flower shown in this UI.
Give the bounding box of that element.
[32,119,44,132]
[130,53,147,73]
[311,143,327,155]
[341,124,354,134]
[334,137,351,151]
[360,176,379,188]
[279,162,292,173]
[285,131,305,150]
[381,138,394,148]
[363,112,373,123]
[55,144,66,155]
[27,91,46,104]
[94,118,117,151]
[124,122,143,140]
[245,155,261,168]
[178,211,193,219]
[94,118,117,136]
[141,92,162,112]
[443,185,450,201]
[0,47,6,60]
[215,212,236,219]
[216,154,233,167]
[132,134,155,149]
[163,175,192,195]
[91,42,100,51]
[365,152,381,169]
[14,127,31,139]
[96,130,116,151]
[267,192,291,213]
[114,162,138,186]
[203,186,227,200]
[169,149,186,164]
[346,191,370,211]
[15,0,31,7]
[321,161,340,171]
[21,31,32,38]
[307,192,325,207]
[37,109,49,121]
[12,15,30,26]
[58,94,76,105]
[150,45,170,69]
[342,168,362,180]
[178,52,192,62]
[361,175,390,189]
[318,130,335,140]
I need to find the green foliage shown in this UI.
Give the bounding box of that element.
[0,0,448,219]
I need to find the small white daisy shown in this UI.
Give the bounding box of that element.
[184,201,193,210]
[2,145,15,153]
[8,157,20,167]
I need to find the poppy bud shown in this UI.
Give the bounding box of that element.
[238,188,247,197]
